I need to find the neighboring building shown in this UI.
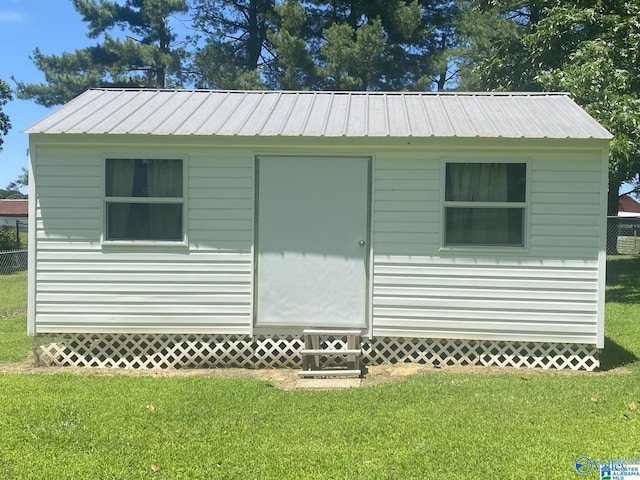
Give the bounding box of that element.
[26,89,611,371]
[0,199,28,227]
[618,194,640,217]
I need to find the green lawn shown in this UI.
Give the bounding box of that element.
[0,257,639,479]
[0,270,30,363]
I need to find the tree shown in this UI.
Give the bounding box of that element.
[457,0,640,217]
[6,168,28,192]
[16,0,190,107]
[190,0,274,89]
[0,77,11,152]
[265,0,464,91]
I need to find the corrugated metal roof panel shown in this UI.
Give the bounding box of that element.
[25,89,613,139]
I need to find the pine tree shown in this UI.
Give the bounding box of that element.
[16,0,189,107]
[266,0,463,91]
[190,0,274,89]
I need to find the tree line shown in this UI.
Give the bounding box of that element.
[0,0,639,209]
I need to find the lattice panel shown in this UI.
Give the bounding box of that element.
[34,334,599,371]
[364,338,599,371]
[36,334,303,369]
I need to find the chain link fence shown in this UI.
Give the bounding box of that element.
[607,216,640,255]
[0,249,28,318]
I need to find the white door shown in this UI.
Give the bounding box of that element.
[255,156,370,327]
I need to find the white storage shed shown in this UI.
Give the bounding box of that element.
[26,89,611,371]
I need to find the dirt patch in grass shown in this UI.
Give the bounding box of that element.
[0,355,631,390]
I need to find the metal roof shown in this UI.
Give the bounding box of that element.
[26,89,613,139]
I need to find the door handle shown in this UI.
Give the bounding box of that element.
[358,240,366,247]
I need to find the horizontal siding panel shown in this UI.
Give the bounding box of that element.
[189,177,252,189]
[37,219,101,230]
[374,200,435,212]
[37,283,250,294]
[374,286,596,302]
[373,243,432,255]
[36,207,101,220]
[374,232,439,244]
[376,169,438,180]
[189,219,252,231]
[374,297,595,313]
[375,275,595,290]
[533,192,600,205]
[37,155,99,167]
[37,272,250,282]
[375,221,434,234]
[188,167,252,179]
[36,176,101,188]
[375,179,440,190]
[371,327,594,344]
[530,213,600,226]
[375,189,437,202]
[531,170,602,183]
[36,186,101,198]
[36,260,251,272]
[376,159,440,170]
[532,182,601,194]
[37,197,101,209]
[37,165,99,177]
[189,188,253,200]
[189,240,252,251]
[373,307,594,323]
[374,211,439,222]
[373,264,598,280]
[189,208,252,220]
[529,235,598,248]
[530,203,599,215]
[188,198,252,209]
[38,304,251,315]
[36,229,101,240]
[372,317,595,334]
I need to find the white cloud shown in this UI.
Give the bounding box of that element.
[0,11,24,23]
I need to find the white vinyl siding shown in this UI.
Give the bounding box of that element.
[371,150,603,345]
[30,137,606,347]
[31,146,253,334]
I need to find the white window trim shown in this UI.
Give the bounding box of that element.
[439,158,530,253]
[101,154,189,248]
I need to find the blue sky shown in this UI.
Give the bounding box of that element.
[0,0,95,190]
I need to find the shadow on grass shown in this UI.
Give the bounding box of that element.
[599,336,639,371]
[606,256,640,304]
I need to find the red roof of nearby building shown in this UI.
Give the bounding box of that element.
[0,199,28,216]
[619,194,640,215]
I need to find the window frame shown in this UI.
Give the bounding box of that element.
[440,159,529,252]
[101,154,188,247]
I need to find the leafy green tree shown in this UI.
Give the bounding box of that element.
[458,0,640,216]
[0,77,11,152]
[6,168,28,192]
[16,0,189,107]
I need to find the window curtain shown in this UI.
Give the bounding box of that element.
[447,163,511,245]
[106,160,137,239]
[146,160,182,240]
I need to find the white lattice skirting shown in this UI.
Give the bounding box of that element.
[34,334,599,371]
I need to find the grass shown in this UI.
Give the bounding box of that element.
[0,257,639,479]
[0,270,30,363]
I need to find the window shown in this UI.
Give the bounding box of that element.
[444,162,526,247]
[105,158,183,241]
